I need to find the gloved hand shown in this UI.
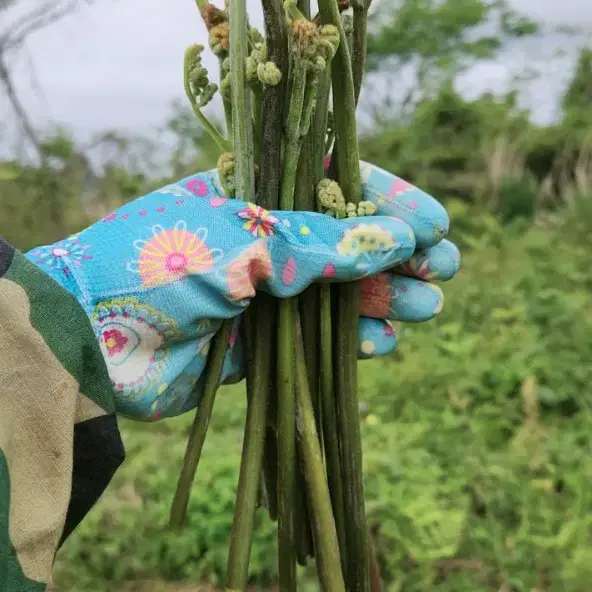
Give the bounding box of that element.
[26,162,460,421]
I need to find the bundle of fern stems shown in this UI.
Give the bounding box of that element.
[169,0,379,589]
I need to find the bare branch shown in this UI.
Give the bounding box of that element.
[0,0,88,159]
[0,0,20,14]
[0,1,79,53]
[0,54,44,159]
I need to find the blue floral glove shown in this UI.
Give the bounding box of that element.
[26,162,460,421]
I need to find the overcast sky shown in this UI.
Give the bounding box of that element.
[2,0,592,156]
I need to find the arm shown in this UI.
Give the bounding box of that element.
[0,238,124,591]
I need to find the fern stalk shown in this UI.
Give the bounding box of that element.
[317,0,369,589]
[225,1,268,588]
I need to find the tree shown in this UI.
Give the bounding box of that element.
[364,0,539,117]
[0,1,92,160]
[562,47,592,116]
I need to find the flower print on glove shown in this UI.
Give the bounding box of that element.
[26,162,459,421]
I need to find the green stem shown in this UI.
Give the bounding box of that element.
[318,1,368,590]
[336,286,368,592]
[294,316,346,592]
[297,286,319,425]
[229,0,255,201]
[293,63,322,566]
[226,303,271,589]
[332,279,369,590]
[351,1,370,104]
[189,104,232,152]
[256,0,287,537]
[259,0,288,210]
[285,0,307,21]
[334,242,368,592]
[247,25,260,53]
[256,0,288,557]
[170,2,234,535]
[259,296,279,524]
[297,0,311,17]
[258,297,279,525]
[294,124,317,417]
[319,284,347,567]
[226,1,263,588]
[169,320,234,528]
[295,461,315,564]
[219,57,233,137]
[312,66,332,182]
[252,85,264,164]
[275,41,311,588]
[182,57,231,152]
[317,0,361,205]
[222,97,233,137]
[311,51,348,572]
[300,69,321,138]
[279,59,308,210]
[263,418,279,521]
[294,140,318,565]
[325,0,369,179]
[277,298,297,591]
[345,14,354,57]
[295,138,315,213]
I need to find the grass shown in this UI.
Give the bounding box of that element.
[52,201,592,591]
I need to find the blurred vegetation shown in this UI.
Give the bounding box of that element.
[2,0,592,590]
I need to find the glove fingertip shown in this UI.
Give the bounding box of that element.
[335,215,416,279]
[360,161,450,248]
[398,238,461,282]
[358,317,397,359]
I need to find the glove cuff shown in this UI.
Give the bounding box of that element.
[25,234,91,312]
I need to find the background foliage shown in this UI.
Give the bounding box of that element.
[2,0,592,590]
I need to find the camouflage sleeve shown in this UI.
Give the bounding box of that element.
[0,238,125,591]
